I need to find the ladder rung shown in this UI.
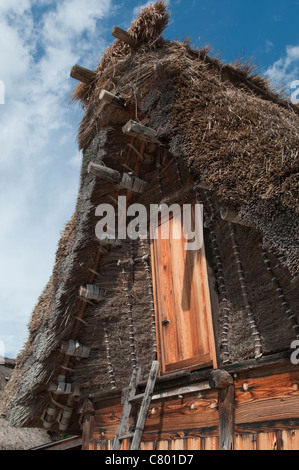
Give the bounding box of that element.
[112,361,160,451]
[129,393,145,403]
[119,433,134,441]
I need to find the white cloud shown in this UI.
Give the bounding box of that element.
[265,43,299,94]
[133,0,170,18]
[0,0,113,357]
[133,1,153,17]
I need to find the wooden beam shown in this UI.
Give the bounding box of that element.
[88,163,121,183]
[209,369,234,390]
[81,401,95,451]
[112,26,137,47]
[80,285,105,302]
[122,120,161,144]
[99,90,127,111]
[60,340,90,359]
[209,370,235,450]
[48,382,80,396]
[88,162,147,194]
[218,385,235,450]
[70,64,96,84]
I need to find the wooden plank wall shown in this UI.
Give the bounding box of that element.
[88,370,299,451]
[89,432,299,451]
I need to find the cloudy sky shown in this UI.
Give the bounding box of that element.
[0,0,299,358]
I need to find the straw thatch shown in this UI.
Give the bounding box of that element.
[1,1,298,434]
[71,0,299,277]
[0,359,51,450]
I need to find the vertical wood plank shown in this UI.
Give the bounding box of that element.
[234,434,257,451]
[218,384,235,450]
[170,439,184,450]
[107,440,113,450]
[156,440,170,450]
[186,438,202,450]
[155,226,179,370]
[281,430,299,450]
[81,400,95,451]
[140,441,155,450]
[121,439,130,451]
[256,432,279,451]
[151,203,216,375]
[203,436,219,451]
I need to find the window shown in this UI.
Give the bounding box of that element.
[150,203,217,375]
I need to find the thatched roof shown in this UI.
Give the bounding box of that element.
[72,1,299,277]
[1,1,298,434]
[0,359,51,450]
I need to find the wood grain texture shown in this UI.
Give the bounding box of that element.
[151,204,216,375]
[235,372,299,425]
[70,64,96,84]
[92,390,219,441]
[218,385,235,450]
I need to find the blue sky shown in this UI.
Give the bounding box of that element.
[0,0,299,358]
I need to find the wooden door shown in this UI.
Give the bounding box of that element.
[151,204,217,375]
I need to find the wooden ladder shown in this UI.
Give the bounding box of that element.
[112,361,159,451]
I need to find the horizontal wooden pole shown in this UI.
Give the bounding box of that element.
[70,64,96,84]
[112,26,137,47]
[61,340,90,359]
[122,120,161,144]
[48,382,81,396]
[99,90,127,110]
[88,163,121,183]
[80,285,105,302]
[88,162,146,194]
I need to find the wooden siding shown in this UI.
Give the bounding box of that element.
[88,432,299,451]
[234,372,299,428]
[86,369,299,451]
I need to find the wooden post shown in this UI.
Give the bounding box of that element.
[209,369,234,389]
[58,396,74,432]
[81,401,95,451]
[112,26,137,47]
[209,370,235,450]
[70,65,96,84]
[218,385,235,451]
[122,120,161,144]
[99,90,127,110]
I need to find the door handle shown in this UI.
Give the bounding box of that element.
[162,319,170,326]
